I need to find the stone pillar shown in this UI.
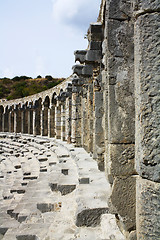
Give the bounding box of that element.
[61,102,66,141]
[9,110,14,133]
[103,1,136,235]
[8,110,12,133]
[81,84,88,150]
[21,107,28,134]
[55,101,61,139]
[134,1,160,239]
[93,88,105,171]
[14,109,21,133]
[65,94,72,143]
[33,108,36,136]
[3,108,9,132]
[33,104,41,136]
[41,106,48,136]
[71,78,83,147]
[101,70,109,172]
[0,107,4,132]
[28,108,33,134]
[48,104,56,138]
[87,80,94,153]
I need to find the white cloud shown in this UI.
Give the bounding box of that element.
[51,0,101,31]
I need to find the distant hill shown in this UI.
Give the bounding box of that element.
[0,75,65,100]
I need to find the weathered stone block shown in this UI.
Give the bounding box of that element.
[105,19,134,84]
[106,0,133,20]
[106,19,134,59]
[136,177,160,239]
[95,118,103,134]
[89,41,102,50]
[108,84,135,143]
[74,50,87,63]
[76,208,108,227]
[108,144,135,178]
[135,13,160,182]
[85,50,102,63]
[72,65,83,75]
[16,235,39,240]
[82,65,93,77]
[88,23,103,41]
[110,176,136,231]
[58,184,76,195]
[134,0,160,12]
[37,203,54,213]
[95,92,104,118]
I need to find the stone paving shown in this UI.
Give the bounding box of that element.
[0,133,124,240]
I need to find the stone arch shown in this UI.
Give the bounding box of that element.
[43,95,50,108]
[51,93,57,105]
[41,96,50,136]
[8,105,14,133]
[3,106,9,132]
[21,102,29,134]
[48,93,57,138]
[33,98,42,136]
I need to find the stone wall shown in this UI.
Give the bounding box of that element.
[0,0,159,239]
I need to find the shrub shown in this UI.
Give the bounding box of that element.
[37,75,42,78]
[45,75,53,81]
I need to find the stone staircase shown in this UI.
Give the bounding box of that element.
[0,133,124,240]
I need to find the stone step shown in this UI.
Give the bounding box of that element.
[0,134,124,240]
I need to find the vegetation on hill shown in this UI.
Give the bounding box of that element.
[0,75,65,100]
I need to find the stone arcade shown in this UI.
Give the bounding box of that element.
[0,0,159,239]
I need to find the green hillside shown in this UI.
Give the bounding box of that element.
[0,75,65,100]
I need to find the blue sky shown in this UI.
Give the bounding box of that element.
[0,0,101,78]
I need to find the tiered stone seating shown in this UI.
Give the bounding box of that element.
[0,133,124,240]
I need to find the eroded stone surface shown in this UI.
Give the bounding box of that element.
[110,176,136,231]
[135,12,160,182]
[136,177,160,239]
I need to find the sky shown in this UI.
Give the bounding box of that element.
[0,0,101,79]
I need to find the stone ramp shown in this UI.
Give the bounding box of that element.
[0,133,124,240]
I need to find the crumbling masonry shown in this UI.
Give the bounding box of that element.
[0,0,159,239]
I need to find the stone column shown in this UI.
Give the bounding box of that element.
[33,108,36,136]
[9,110,14,133]
[87,80,94,154]
[71,78,83,147]
[33,104,41,136]
[93,87,105,171]
[8,110,12,133]
[2,108,9,132]
[61,102,66,141]
[81,85,88,150]
[134,1,160,239]
[55,101,61,139]
[21,107,28,134]
[103,1,136,236]
[41,106,48,136]
[28,108,33,134]
[48,104,56,138]
[14,108,21,133]
[65,93,72,143]
[0,107,4,132]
